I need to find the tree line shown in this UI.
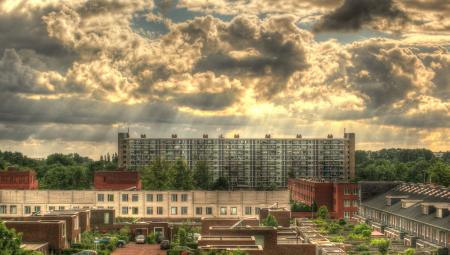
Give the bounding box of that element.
[355,149,450,187]
[1,148,449,190]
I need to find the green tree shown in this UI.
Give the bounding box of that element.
[429,160,450,187]
[193,161,212,190]
[317,205,329,219]
[140,158,171,190]
[0,222,43,255]
[41,165,90,189]
[211,176,229,190]
[171,159,194,190]
[261,214,278,227]
[370,238,390,255]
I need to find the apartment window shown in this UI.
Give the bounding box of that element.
[48,206,55,211]
[157,194,163,202]
[181,207,188,215]
[171,194,178,202]
[147,207,153,215]
[24,206,31,214]
[9,205,17,214]
[97,194,105,202]
[122,207,129,215]
[181,194,188,202]
[352,200,359,207]
[157,207,163,215]
[171,207,178,215]
[245,207,252,215]
[344,200,351,207]
[344,211,350,219]
[206,207,213,215]
[220,207,227,215]
[132,207,139,215]
[34,206,41,213]
[59,206,65,210]
[132,194,139,202]
[231,207,237,215]
[0,205,6,214]
[107,194,114,202]
[196,207,202,215]
[122,194,129,202]
[146,194,153,202]
[255,207,261,215]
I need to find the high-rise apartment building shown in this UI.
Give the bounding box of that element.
[118,132,355,188]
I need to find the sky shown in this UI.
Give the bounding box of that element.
[0,0,449,159]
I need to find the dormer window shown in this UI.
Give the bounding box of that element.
[421,205,429,215]
[436,208,443,218]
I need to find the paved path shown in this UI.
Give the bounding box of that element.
[111,243,167,255]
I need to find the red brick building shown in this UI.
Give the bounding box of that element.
[0,168,39,190]
[94,170,141,190]
[288,178,359,219]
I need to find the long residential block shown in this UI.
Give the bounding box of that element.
[118,132,355,188]
[0,190,289,219]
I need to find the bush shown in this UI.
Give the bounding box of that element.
[355,244,369,251]
[317,206,329,219]
[371,238,390,255]
[291,201,312,212]
[147,233,156,244]
[261,214,278,227]
[329,236,345,242]
[338,219,346,226]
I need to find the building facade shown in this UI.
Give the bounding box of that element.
[0,168,39,190]
[358,183,450,251]
[118,132,355,188]
[288,178,359,219]
[94,170,141,190]
[0,189,289,219]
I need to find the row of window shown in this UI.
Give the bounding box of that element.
[120,206,262,216]
[97,193,189,203]
[343,200,359,207]
[0,205,41,214]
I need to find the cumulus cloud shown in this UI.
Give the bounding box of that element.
[314,0,408,31]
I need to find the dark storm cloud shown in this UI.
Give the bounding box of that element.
[347,40,421,109]
[377,110,450,128]
[0,5,77,72]
[180,15,309,97]
[0,93,249,127]
[314,0,408,31]
[0,49,45,94]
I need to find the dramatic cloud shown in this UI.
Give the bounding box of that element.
[0,0,448,157]
[314,0,408,31]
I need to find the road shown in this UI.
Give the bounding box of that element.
[111,243,167,255]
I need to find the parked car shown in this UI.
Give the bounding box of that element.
[160,240,170,250]
[73,250,97,255]
[135,235,146,244]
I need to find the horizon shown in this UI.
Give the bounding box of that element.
[0,0,449,158]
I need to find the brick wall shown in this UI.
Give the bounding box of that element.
[0,169,39,190]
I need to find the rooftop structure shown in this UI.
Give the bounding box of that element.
[359,182,450,252]
[93,170,141,190]
[0,167,39,190]
[118,132,356,189]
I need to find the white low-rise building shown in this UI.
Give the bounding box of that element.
[0,189,289,219]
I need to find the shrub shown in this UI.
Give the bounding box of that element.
[338,219,346,226]
[261,214,278,227]
[355,244,369,251]
[329,236,345,242]
[317,206,329,219]
[370,238,390,255]
[147,233,156,244]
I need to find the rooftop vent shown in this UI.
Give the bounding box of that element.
[171,134,178,138]
[327,134,333,139]
[265,134,271,139]
[296,134,302,139]
[140,134,146,138]
[234,134,240,139]
[203,134,208,139]
[219,134,224,139]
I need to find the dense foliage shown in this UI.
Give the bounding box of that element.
[356,149,450,187]
[0,150,118,189]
